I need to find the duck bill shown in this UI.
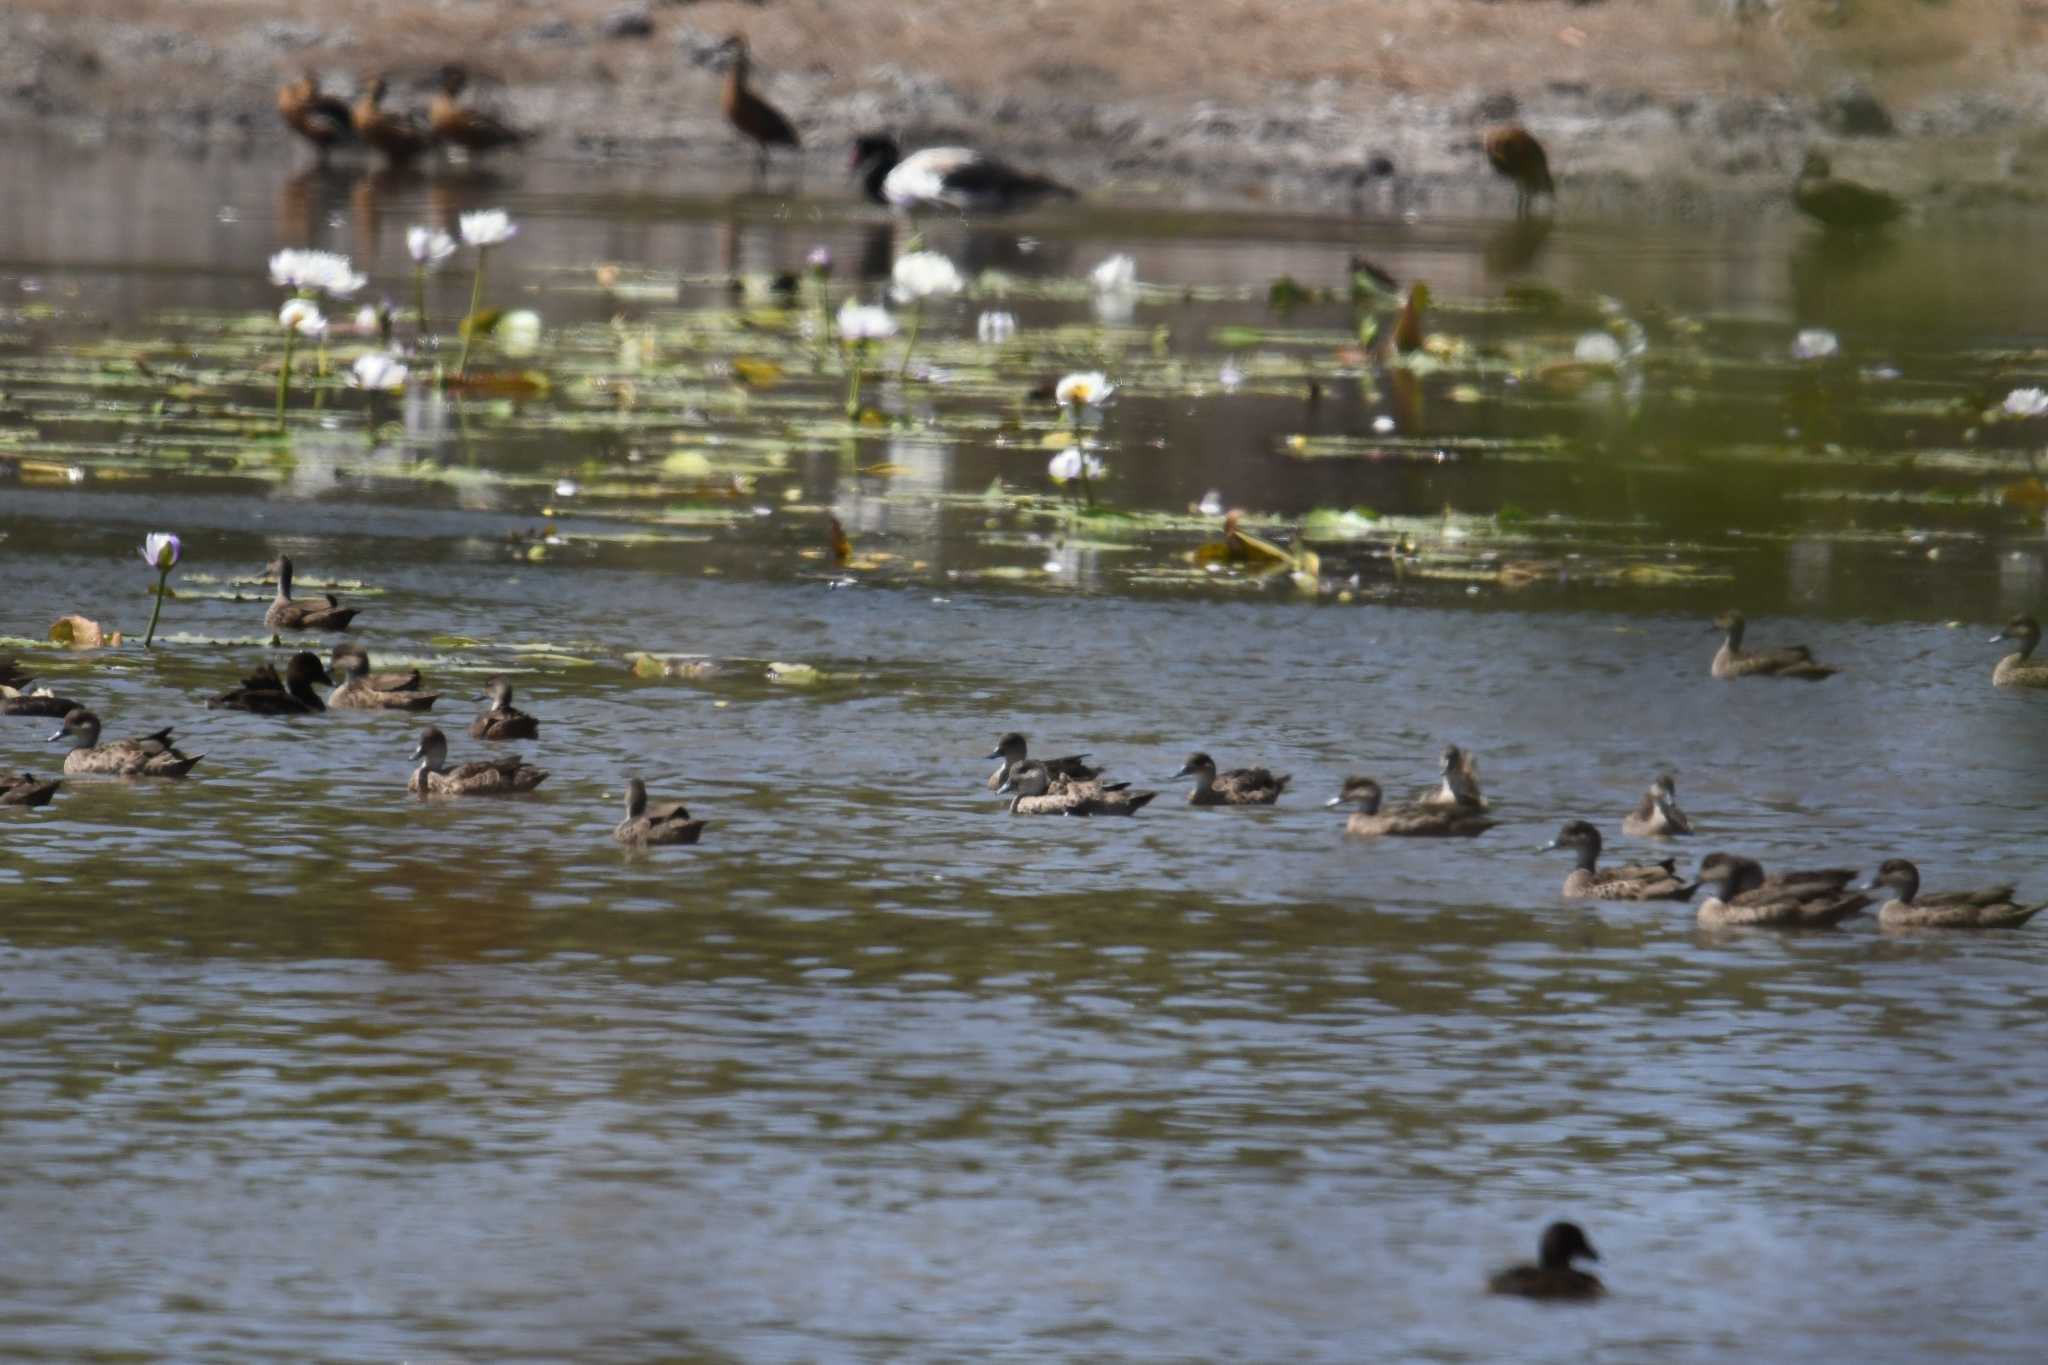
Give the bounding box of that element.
[1172,764,1195,779]
[1990,632,2010,643]
[982,749,1003,761]
[1324,795,1347,808]
[44,726,66,743]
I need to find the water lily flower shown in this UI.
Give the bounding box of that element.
[1048,446,1106,508]
[1218,359,1244,392]
[806,245,833,275]
[458,209,518,248]
[1091,254,1137,293]
[836,300,898,342]
[1055,371,1115,409]
[977,310,1017,345]
[2004,387,2048,418]
[1574,332,1623,366]
[1198,490,1224,517]
[278,298,327,336]
[891,251,964,302]
[269,248,365,298]
[407,227,459,268]
[1792,328,1839,361]
[349,351,410,391]
[139,531,182,648]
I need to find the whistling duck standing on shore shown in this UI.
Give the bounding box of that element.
[1483,125,1553,217]
[429,66,530,157]
[278,70,354,163]
[851,134,1077,215]
[719,35,800,176]
[354,75,433,168]
[1793,151,1903,232]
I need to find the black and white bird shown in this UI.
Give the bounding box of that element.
[849,135,1076,215]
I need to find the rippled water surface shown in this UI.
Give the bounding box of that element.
[3,135,2048,1362]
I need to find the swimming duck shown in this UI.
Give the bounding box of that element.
[208,651,331,715]
[329,651,439,712]
[265,556,360,633]
[48,710,203,778]
[1620,773,1692,838]
[277,69,354,162]
[1483,125,1554,218]
[2,688,83,718]
[1693,852,1869,928]
[353,74,433,167]
[1990,614,2048,688]
[1488,1221,1603,1301]
[0,654,31,689]
[1416,743,1487,808]
[984,732,1101,792]
[469,676,539,740]
[1863,858,2046,930]
[1709,610,1838,680]
[1175,751,1289,806]
[613,778,708,846]
[1326,776,1494,838]
[1545,820,1690,901]
[0,772,60,808]
[406,725,547,797]
[850,135,1077,216]
[1794,151,1903,232]
[718,35,800,175]
[999,760,1156,816]
[428,66,530,156]
[329,644,421,693]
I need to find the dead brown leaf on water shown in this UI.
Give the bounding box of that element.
[49,614,119,648]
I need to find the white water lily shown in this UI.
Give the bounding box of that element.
[1791,328,1839,361]
[1573,332,1623,366]
[269,248,365,298]
[837,300,898,342]
[278,298,327,336]
[459,209,518,248]
[1047,447,1106,483]
[140,532,181,572]
[891,251,964,302]
[495,309,543,355]
[1091,254,1137,292]
[2004,387,2048,418]
[407,226,459,268]
[1198,490,1224,517]
[349,352,409,391]
[977,310,1017,345]
[1055,371,1114,408]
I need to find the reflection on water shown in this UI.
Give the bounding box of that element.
[3,135,2048,1362]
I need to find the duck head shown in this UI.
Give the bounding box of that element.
[623,777,649,819]
[1862,857,1920,902]
[997,759,1054,798]
[1538,1221,1599,1270]
[267,555,295,597]
[1710,609,1746,646]
[1993,614,2041,657]
[285,650,333,688]
[1326,776,1382,814]
[437,65,469,97]
[851,133,901,176]
[1694,851,1765,899]
[985,731,1029,763]
[1542,819,1602,865]
[478,675,515,707]
[47,707,101,748]
[1173,751,1217,782]
[409,725,449,773]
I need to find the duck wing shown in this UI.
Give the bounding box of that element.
[1917,885,2019,909]
[3,692,83,717]
[1044,754,1102,782]
[0,773,60,807]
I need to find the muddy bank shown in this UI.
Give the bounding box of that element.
[6,0,2048,217]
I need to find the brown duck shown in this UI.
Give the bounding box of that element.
[49,710,203,778]
[265,556,359,633]
[3,687,83,718]
[1326,777,1494,838]
[1692,853,1868,929]
[1175,751,1289,806]
[329,644,421,693]
[1864,858,2046,930]
[1483,125,1554,217]
[330,651,439,712]
[1990,614,2048,688]
[1544,820,1690,901]
[1488,1222,1603,1301]
[1416,743,1486,808]
[1620,773,1692,838]
[1794,151,1903,232]
[209,650,331,715]
[614,778,708,847]
[0,654,32,690]
[1709,611,1837,680]
[0,772,61,808]
[428,66,530,156]
[719,35,800,175]
[984,732,1100,792]
[999,760,1156,816]
[407,725,546,797]
[353,74,433,167]
[278,69,354,162]
[469,676,539,740]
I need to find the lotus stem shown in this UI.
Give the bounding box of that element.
[415,263,431,343]
[143,566,169,648]
[844,341,866,418]
[275,330,297,431]
[897,300,923,380]
[457,246,489,380]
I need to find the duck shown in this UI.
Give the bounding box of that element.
[1692,852,1869,929]
[48,710,203,778]
[718,34,800,175]
[0,654,32,689]
[850,134,1077,216]
[353,74,433,167]
[265,556,360,633]
[1326,776,1494,838]
[208,651,331,715]
[1863,858,2046,930]
[1620,773,1692,838]
[2,688,83,718]
[329,644,421,693]
[1544,820,1691,901]
[984,731,1101,792]
[613,778,708,846]
[469,676,539,740]
[428,66,530,156]
[1483,125,1554,218]
[1989,614,2048,688]
[0,772,60,808]
[277,69,354,163]
[1174,751,1289,807]
[1794,151,1903,232]
[406,725,547,797]
[1709,610,1838,680]
[999,760,1156,816]
[329,651,439,712]
[1488,1221,1603,1301]
[1416,743,1486,808]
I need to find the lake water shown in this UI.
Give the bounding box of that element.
[2,133,2047,1362]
